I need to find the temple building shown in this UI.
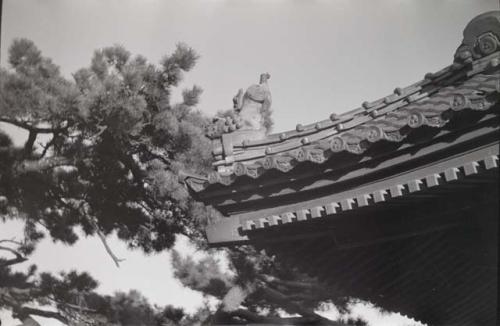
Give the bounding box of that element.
[185,11,499,325]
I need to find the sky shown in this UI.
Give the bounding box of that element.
[0,0,498,325]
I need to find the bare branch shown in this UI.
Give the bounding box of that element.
[95,229,125,268]
[49,197,124,268]
[0,245,27,267]
[89,219,124,268]
[0,238,23,246]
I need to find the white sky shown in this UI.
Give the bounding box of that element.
[1,0,498,325]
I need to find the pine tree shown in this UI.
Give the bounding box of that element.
[0,38,214,325]
[0,39,367,325]
[0,38,212,256]
[0,240,208,326]
[171,246,367,325]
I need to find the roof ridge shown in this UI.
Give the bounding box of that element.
[184,11,500,190]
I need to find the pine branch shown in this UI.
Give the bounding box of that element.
[0,245,28,267]
[24,131,37,157]
[49,196,125,269]
[258,286,343,326]
[0,117,68,134]
[1,287,97,325]
[20,316,41,326]
[142,145,172,166]
[38,134,58,159]
[13,306,69,324]
[16,157,74,174]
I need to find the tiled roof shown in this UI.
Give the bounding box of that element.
[203,142,499,324]
[185,11,500,192]
[190,12,500,325]
[204,139,499,243]
[231,145,499,234]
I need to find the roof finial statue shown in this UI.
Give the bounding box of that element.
[234,72,272,131]
[454,11,500,63]
[207,73,272,139]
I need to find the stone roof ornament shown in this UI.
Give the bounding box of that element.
[207,73,272,139]
[206,73,273,171]
[455,11,500,63]
[234,72,272,130]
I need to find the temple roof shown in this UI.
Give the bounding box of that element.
[185,11,500,326]
[185,10,500,192]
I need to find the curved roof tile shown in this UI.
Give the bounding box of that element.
[185,11,500,191]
